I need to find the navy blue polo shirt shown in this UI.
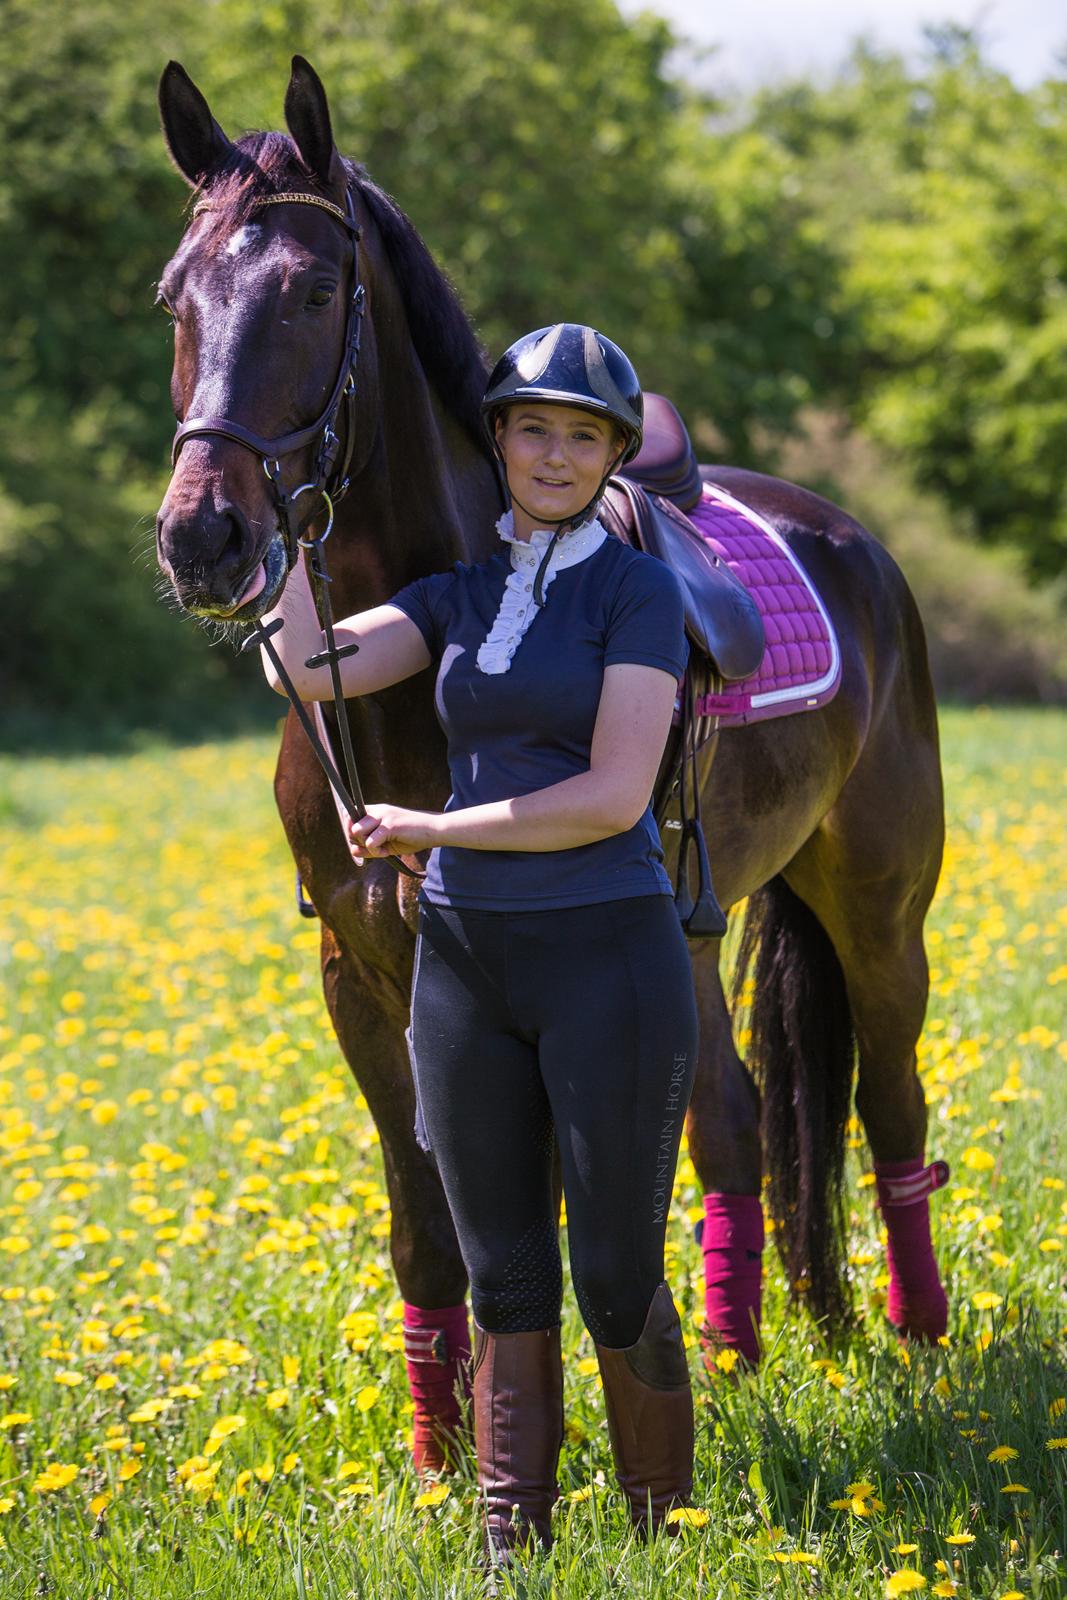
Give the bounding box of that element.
[386,531,687,910]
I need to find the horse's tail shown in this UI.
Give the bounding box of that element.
[732,875,855,1330]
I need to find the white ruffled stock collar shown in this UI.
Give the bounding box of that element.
[476,508,608,675]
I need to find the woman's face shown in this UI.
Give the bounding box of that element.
[495,404,623,529]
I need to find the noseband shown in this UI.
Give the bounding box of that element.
[171,188,366,563]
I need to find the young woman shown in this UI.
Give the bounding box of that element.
[261,323,700,1560]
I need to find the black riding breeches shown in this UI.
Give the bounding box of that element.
[408,893,699,1347]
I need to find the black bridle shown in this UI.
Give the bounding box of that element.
[172,187,365,561]
[171,186,419,880]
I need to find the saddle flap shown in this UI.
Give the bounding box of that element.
[603,479,766,683]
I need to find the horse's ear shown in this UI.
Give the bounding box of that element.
[159,62,234,188]
[285,55,342,188]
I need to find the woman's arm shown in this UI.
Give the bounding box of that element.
[348,662,679,858]
[259,554,431,700]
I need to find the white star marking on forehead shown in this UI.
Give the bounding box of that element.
[225,224,261,257]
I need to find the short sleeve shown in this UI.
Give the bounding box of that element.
[383,567,459,661]
[603,554,688,678]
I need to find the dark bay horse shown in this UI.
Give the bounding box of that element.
[155,58,948,1472]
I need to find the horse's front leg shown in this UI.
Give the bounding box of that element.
[319,921,472,1476]
[684,944,765,1365]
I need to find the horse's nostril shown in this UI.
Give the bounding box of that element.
[157,503,258,605]
[216,512,249,571]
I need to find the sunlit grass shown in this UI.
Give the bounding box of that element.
[0,707,1063,1596]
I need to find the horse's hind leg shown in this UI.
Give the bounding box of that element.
[783,704,950,1341]
[685,945,765,1365]
[318,924,473,1474]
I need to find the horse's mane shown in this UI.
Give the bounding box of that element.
[194,132,490,450]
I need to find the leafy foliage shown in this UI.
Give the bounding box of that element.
[0,5,1064,732]
[755,37,1067,580]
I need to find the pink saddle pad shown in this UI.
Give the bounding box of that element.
[686,482,841,728]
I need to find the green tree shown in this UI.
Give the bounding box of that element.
[1,0,842,731]
[755,37,1067,580]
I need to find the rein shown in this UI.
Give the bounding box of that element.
[173,186,419,880]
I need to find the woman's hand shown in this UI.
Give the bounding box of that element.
[347,804,439,861]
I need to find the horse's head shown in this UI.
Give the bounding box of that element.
[155,57,377,621]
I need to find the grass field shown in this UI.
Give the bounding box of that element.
[0,707,1064,1598]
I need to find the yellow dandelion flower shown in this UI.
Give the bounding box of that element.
[944,1534,975,1545]
[960,1148,995,1172]
[355,1385,380,1413]
[281,1452,300,1474]
[282,1355,300,1384]
[972,1291,1003,1311]
[186,1466,220,1495]
[886,1570,927,1596]
[0,1496,15,1514]
[54,1369,85,1387]
[999,1592,1025,1599]
[337,1461,364,1479]
[32,1463,79,1494]
[931,1583,957,1597]
[265,1388,288,1410]
[118,1460,142,1482]
[666,1506,710,1528]
[715,1348,740,1374]
[999,1484,1029,1494]
[413,1483,451,1509]
[567,1484,594,1502]
[576,1357,599,1377]
[1046,1438,1067,1450]
[988,1445,1019,1462]
[208,1413,245,1440]
[127,1398,171,1422]
[1,1412,32,1430]
[1049,1398,1066,1420]
[89,1492,111,1516]
[892,1544,919,1555]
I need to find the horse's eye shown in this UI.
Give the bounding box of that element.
[157,294,175,318]
[306,284,336,309]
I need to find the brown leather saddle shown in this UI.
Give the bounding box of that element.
[600,393,765,682]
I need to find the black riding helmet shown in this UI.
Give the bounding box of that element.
[482,323,644,465]
[482,324,644,603]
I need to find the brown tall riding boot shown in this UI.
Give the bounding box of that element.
[472,1321,564,1562]
[594,1282,694,1534]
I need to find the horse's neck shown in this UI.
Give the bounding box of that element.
[333,351,501,611]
